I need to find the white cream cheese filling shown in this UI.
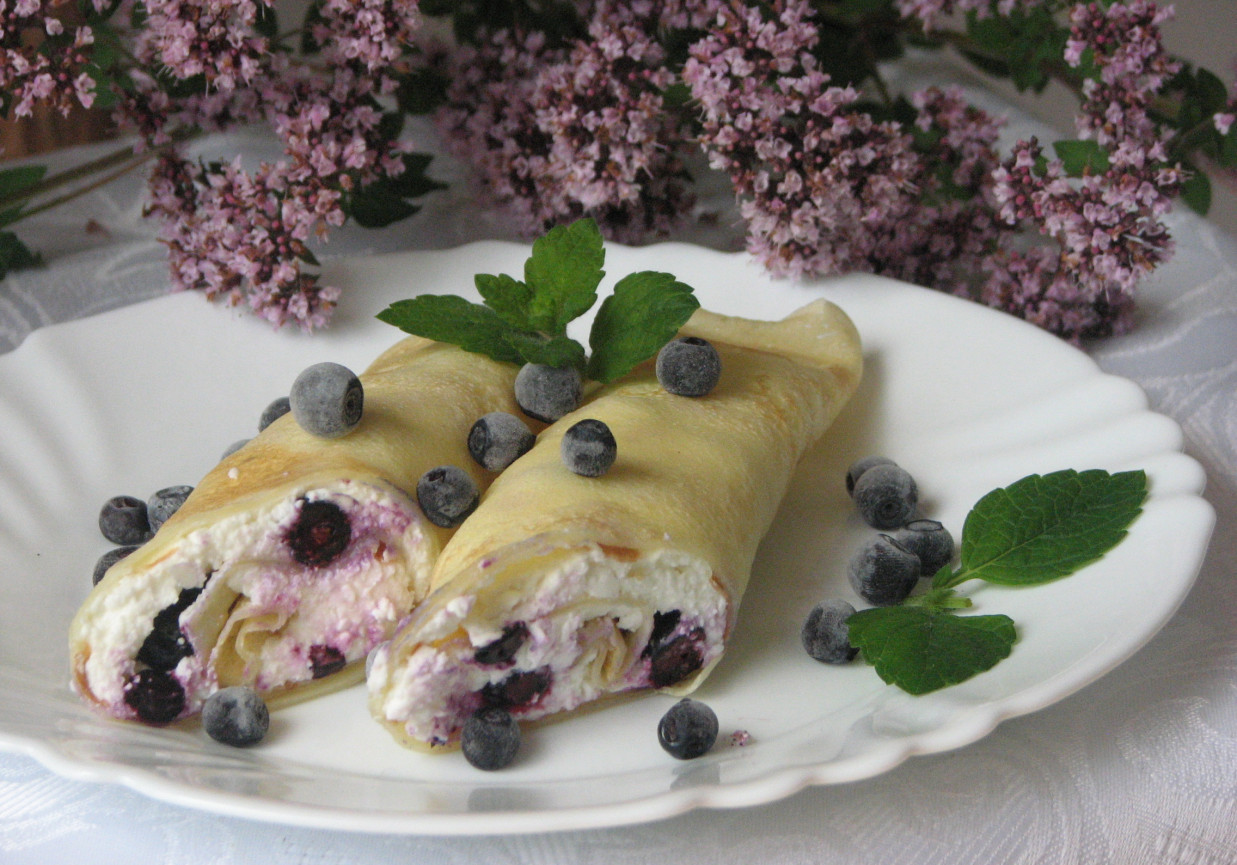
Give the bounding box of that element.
[370,544,729,746]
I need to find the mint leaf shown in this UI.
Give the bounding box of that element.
[848,606,1017,695]
[939,468,1146,588]
[586,271,699,383]
[502,329,587,370]
[475,272,534,330]
[523,218,605,333]
[376,295,523,364]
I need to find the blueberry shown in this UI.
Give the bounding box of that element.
[845,455,897,497]
[474,622,529,666]
[892,519,955,577]
[286,499,352,566]
[308,644,347,679]
[123,668,185,725]
[222,438,250,459]
[657,698,718,760]
[99,495,152,545]
[258,396,291,432]
[136,587,201,670]
[468,412,535,472]
[847,534,921,606]
[852,463,918,529]
[416,465,480,528]
[202,686,270,747]
[461,707,521,770]
[649,628,705,687]
[801,599,859,664]
[480,667,551,710]
[514,363,581,423]
[147,485,193,533]
[92,545,139,585]
[656,337,722,397]
[290,362,364,438]
[560,418,616,477]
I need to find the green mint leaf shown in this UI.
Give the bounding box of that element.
[1053,139,1111,176]
[948,468,1147,588]
[501,330,587,371]
[475,272,534,330]
[848,606,1017,695]
[376,295,523,364]
[1180,167,1212,215]
[522,218,605,333]
[346,181,421,228]
[586,271,700,384]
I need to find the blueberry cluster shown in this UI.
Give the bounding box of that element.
[801,457,956,666]
[94,485,195,584]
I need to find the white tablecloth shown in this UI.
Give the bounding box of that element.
[2,90,1236,865]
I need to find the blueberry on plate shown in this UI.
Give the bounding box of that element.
[202,686,270,747]
[468,412,536,472]
[147,485,193,532]
[290,362,364,438]
[656,337,722,397]
[561,418,617,477]
[801,599,860,664]
[259,396,291,431]
[221,438,250,459]
[99,495,152,545]
[844,455,896,497]
[847,533,921,606]
[892,519,955,577]
[416,465,480,528]
[657,698,719,760]
[514,363,581,423]
[92,545,140,585]
[852,463,918,529]
[461,706,521,770]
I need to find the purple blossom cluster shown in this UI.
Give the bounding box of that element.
[0,0,99,120]
[980,1,1183,340]
[127,0,420,329]
[136,0,270,93]
[434,2,694,242]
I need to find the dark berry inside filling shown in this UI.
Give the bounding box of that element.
[642,609,682,658]
[123,668,186,725]
[474,622,529,667]
[309,644,347,679]
[287,499,351,566]
[136,588,201,671]
[648,627,706,688]
[481,667,551,710]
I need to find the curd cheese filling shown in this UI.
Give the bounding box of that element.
[78,480,429,724]
[369,542,730,747]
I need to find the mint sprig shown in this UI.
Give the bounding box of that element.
[847,468,1147,696]
[377,218,699,383]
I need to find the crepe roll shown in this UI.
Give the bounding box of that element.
[368,300,862,749]
[70,337,526,725]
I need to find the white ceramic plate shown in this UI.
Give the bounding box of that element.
[0,242,1215,835]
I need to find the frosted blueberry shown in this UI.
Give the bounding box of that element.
[92,545,139,585]
[892,519,955,577]
[561,418,617,477]
[468,412,535,472]
[847,534,921,606]
[845,455,897,497]
[461,707,521,770]
[514,363,581,423]
[852,463,918,529]
[99,495,152,545]
[147,485,193,532]
[416,465,479,527]
[656,337,721,397]
[290,362,363,438]
[657,698,718,760]
[259,396,291,431]
[801,599,859,664]
[203,686,270,747]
